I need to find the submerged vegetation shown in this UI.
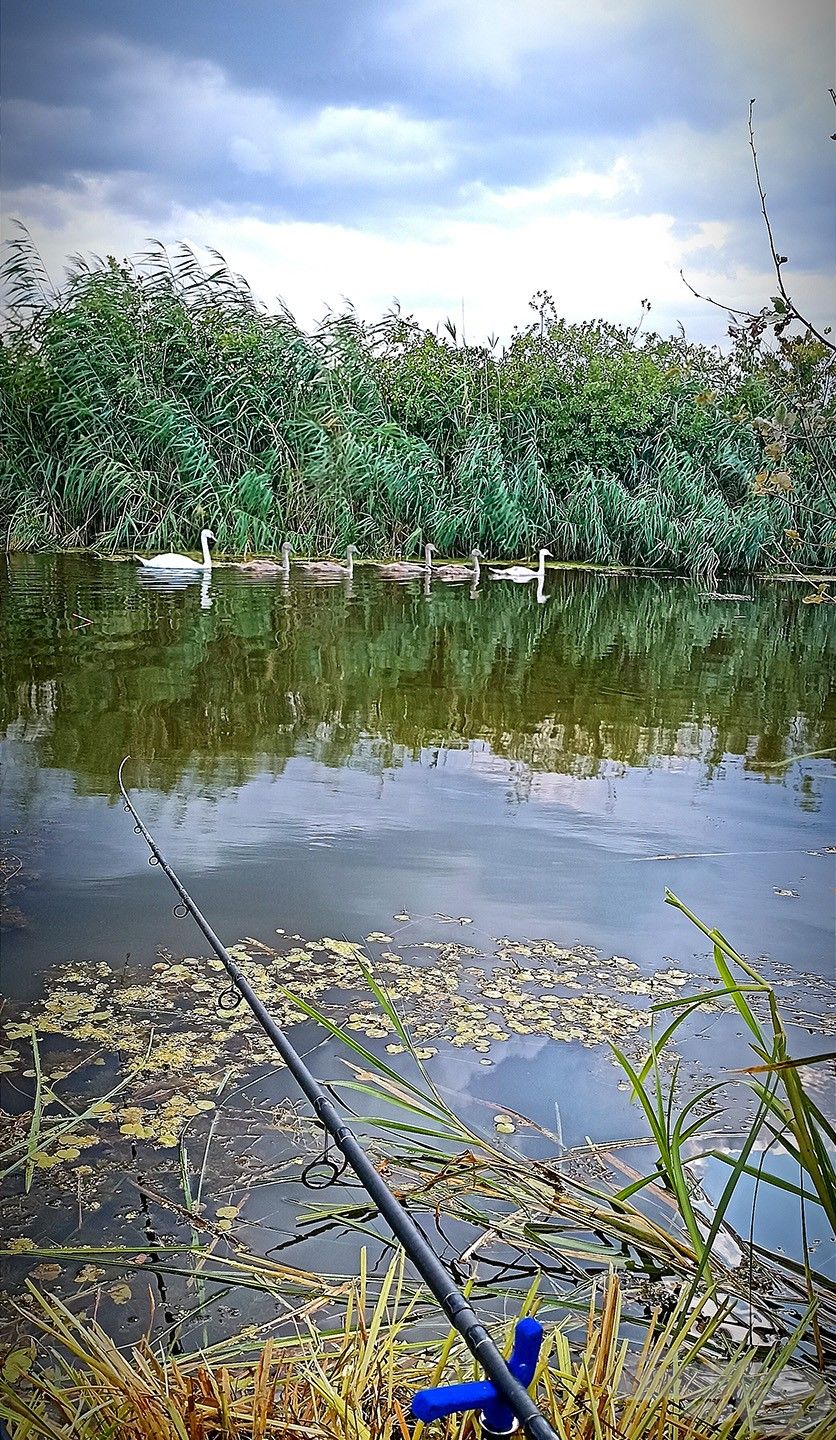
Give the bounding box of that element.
[1,233,834,579]
[1,897,834,1436]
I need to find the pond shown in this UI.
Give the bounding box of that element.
[1,554,834,1344]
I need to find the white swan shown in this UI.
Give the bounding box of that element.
[490,547,551,583]
[137,528,216,571]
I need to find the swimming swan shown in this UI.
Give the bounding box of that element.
[239,542,292,575]
[490,547,551,583]
[137,528,216,571]
[296,544,357,577]
[376,543,436,578]
[433,549,483,582]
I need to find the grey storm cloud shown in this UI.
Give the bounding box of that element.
[1,0,833,339]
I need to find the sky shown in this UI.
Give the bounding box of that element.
[2,0,834,344]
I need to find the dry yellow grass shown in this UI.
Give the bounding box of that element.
[3,1261,832,1440]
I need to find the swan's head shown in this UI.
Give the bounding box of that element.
[540,547,552,558]
[425,542,437,555]
[281,541,292,554]
[201,529,216,545]
[470,548,483,559]
[346,544,358,557]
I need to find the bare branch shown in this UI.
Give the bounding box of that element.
[679,270,762,322]
[681,99,835,355]
[748,99,790,303]
[747,97,835,353]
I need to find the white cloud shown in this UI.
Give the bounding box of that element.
[226,102,450,184]
[10,166,826,347]
[462,158,637,214]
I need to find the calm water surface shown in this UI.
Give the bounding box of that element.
[2,555,833,1003]
[1,556,834,1309]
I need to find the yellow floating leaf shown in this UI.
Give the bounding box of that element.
[31,1263,62,1282]
[3,1342,35,1383]
[75,1264,105,1285]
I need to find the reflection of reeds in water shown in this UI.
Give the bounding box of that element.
[1,562,832,799]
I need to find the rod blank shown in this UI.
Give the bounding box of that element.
[118,757,557,1440]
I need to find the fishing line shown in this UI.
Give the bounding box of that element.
[118,756,559,1440]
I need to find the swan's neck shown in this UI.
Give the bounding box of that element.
[472,554,480,580]
[425,547,433,572]
[200,533,212,568]
[346,551,354,576]
[282,552,290,575]
[538,552,546,581]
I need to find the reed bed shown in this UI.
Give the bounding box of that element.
[4,1263,832,1440]
[1,235,833,577]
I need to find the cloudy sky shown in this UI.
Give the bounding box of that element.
[2,0,833,343]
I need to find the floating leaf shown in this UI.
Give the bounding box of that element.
[31,1263,61,1282]
[3,1342,35,1383]
[74,1264,105,1285]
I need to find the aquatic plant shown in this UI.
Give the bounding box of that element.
[1,233,833,576]
[1,901,834,1437]
[3,1259,834,1440]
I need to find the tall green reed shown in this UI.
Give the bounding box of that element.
[2,234,833,575]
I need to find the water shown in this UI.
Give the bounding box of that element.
[1,555,834,1331]
[3,556,833,991]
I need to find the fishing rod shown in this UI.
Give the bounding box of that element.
[118,758,557,1440]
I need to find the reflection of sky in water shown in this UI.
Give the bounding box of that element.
[2,557,834,1007]
[3,739,833,1003]
[2,559,833,1319]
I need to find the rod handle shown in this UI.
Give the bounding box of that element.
[411,1318,543,1429]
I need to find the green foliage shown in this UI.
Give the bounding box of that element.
[1,237,833,575]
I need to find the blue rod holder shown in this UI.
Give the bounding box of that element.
[411,1317,543,1436]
